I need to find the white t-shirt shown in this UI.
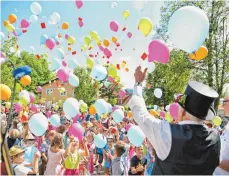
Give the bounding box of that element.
[214,122,229,175]
[12,162,32,175]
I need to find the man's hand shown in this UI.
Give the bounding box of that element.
[134,66,148,83]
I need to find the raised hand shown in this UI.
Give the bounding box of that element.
[134,66,148,83]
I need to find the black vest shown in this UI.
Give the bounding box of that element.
[153,124,220,175]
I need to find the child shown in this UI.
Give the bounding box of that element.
[9,145,40,175]
[103,137,114,175]
[112,141,126,175]
[145,141,155,175]
[23,134,38,165]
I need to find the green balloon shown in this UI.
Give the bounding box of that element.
[86,58,94,69]
[212,116,222,126]
[108,66,117,78]
[165,113,173,123]
[84,36,91,45]
[90,30,98,40]
[5,102,11,109]
[19,96,30,106]
[80,103,88,113]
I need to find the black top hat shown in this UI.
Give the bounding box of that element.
[178,81,219,120]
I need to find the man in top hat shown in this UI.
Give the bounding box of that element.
[126,66,220,175]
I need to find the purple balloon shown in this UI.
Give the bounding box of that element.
[29,93,36,103]
[20,19,30,28]
[65,34,69,39]
[107,76,114,82]
[110,21,119,32]
[99,45,104,51]
[46,38,55,50]
[127,32,132,38]
[68,123,85,141]
[14,102,23,113]
[104,48,112,57]
[62,60,67,67]
[37,86,42,93]
[78,20,84,28]
[148,40,170,64]
[57,68,69,82]
[169,103,179,120]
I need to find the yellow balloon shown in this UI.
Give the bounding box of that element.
[68,36,76,45]
[81,44,86,51]
[123,10,130,20]
[84,36,91,45]
[95,36,101,45]
[89,30,98,40]
[5,23,15,32]
[138,17,153,37]
[212,116,222,127]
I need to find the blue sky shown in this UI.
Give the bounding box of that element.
[1,0,164,88]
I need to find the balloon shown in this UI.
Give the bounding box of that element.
[127,32,132,38]
[29,93,36,103]
[122,10,130,20]
[168,6,209,53]
[48,58,61,71]
[127,125,145,147]
[89,30,98,39]
[160,111,166,118]
[127,111,132,118]
[62,22,69,30]
[53,104,59,111]
[55,47,65,59]
[20,75,31,86]
[108,65,117,78]
[94,134,107,148]
[29,113,48,136]
[86,58,94,69]
[75,0,83,9]
[84,36,91,45]
[147,63,156,73]
[14,102,23,113]
[107,103,112,113]
[89,105,96,115]
[20,19,30,28]
[118,89,126,98]
[112,109,124,123]
[165,105,170,111]
[189,46,208,60]
[30,104,38,112]
[0,84,11,101]
[19,95,30,106]
[30,2,42,15]
[40,34,48,45]
[68,123,84,141]
[57,68,69,82]
[50,114,61,127]
[112,36,117,43]
[5,24,15,32]
[91,65,107,81]
[154,88,162,98]
[63,98,80,119]
[111,2,117,8]
[0,32,5,41]
[78,20,84,27]
[103,39,110,47]
[3,20,9,27]
[103,48,112,57]
[165,113,173,122]
[5,102,11,109]
[46,38,55,50]
[94,99,108,115]
[80,102,88,113]
[37,86,42,93]
[126,123,133,132]
[68,36,76,45]
[148,40,170,64]
[50,12,61,24]
[8,14,17,24]
[110,21,119,32]
[169,103,179,120]
[29,15,38,23]
[212,116,222,127]
[46,111,52,118]
[138,17,153,37]
[68,73,79,87]
[67,59,78,70]
[13,28,23,36]
[149,109,157,117]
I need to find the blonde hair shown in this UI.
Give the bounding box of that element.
[51,133,64,149]
[9,129,20,139]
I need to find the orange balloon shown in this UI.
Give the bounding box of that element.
[20,75,31,86]
[3,20,9,27]
[103,39,110,47]
[68,47,72,51]
[189,46,208,61]
[89,105,96,115]
[62,22,69,30]
[149,109,157,117]
[112,36,117,43]
[125,68,129,72]
[8,14,17,24]
[0,84,11,101]
[127,111,132,118]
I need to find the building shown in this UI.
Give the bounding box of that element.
[40,79,74,103]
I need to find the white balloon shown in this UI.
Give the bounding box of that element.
[0,32,5,40]
[67,59,78,70]
[9,47,15,54]
[63,98,80,119]
[48,58,61,71]
[30,2,42,15]
[165,105,170,111]
[68,73,79,87]
[55,48,65,59]
[50,114,60,127]
[147,63,156,73]
[111,2,117,8]
[50,12,61,24]
[29,15,38,23]
[154,88,162,98]
[29,113,48,136]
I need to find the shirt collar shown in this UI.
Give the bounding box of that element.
[178,120,203,125]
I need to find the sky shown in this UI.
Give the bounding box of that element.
[1,0,165,88]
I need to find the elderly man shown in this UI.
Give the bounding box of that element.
[127,66,220,175]
[214,96,229,175]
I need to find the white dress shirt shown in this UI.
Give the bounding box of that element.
[128,85,203,161]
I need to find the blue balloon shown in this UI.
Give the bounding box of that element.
[107,103,112,113]
[15,28,23,36]
[29,113,48,136]
[69,73,79,87]
[112,109,124,123]
[50,114,60,127]
[48,58,61,71]
[94,99,108,115]
[67,59,78,70]
[127,125,145,147]
[40,34,48,45]
[94,134,107,148]
[168,6,209,53]
[63,98,80,119]
[91,65,107,81]
[55,48,65,59]
[13,65,32,79]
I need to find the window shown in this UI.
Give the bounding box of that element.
[60,91,67,96]
[46,88,53,95]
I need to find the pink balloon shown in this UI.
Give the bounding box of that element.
[14,102,23,113]
[160,111,166,118]
[126,123,133,132]
[65,34,69,39]
[75,0,83,9]
[118,89,126,98]
[148,40,170,64]
[110,21,119,32]
[57,68,69,82]
[78,20,84,28]
[104,48,112,57]
[20,19,30,28]
[99,45,104,51]
[68,123,85,141]
[46,110,52,118]
[37,86,42,93]
[107,76,114,82]
[127,32,132,38]
[29,93,36,103]
[46,38,55,50]
[73,114,80,123]
[62,60,67,67]
[169,103,179,120]
[31,104,38,113]
[56,41,60,45]
[0,51,6,58]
